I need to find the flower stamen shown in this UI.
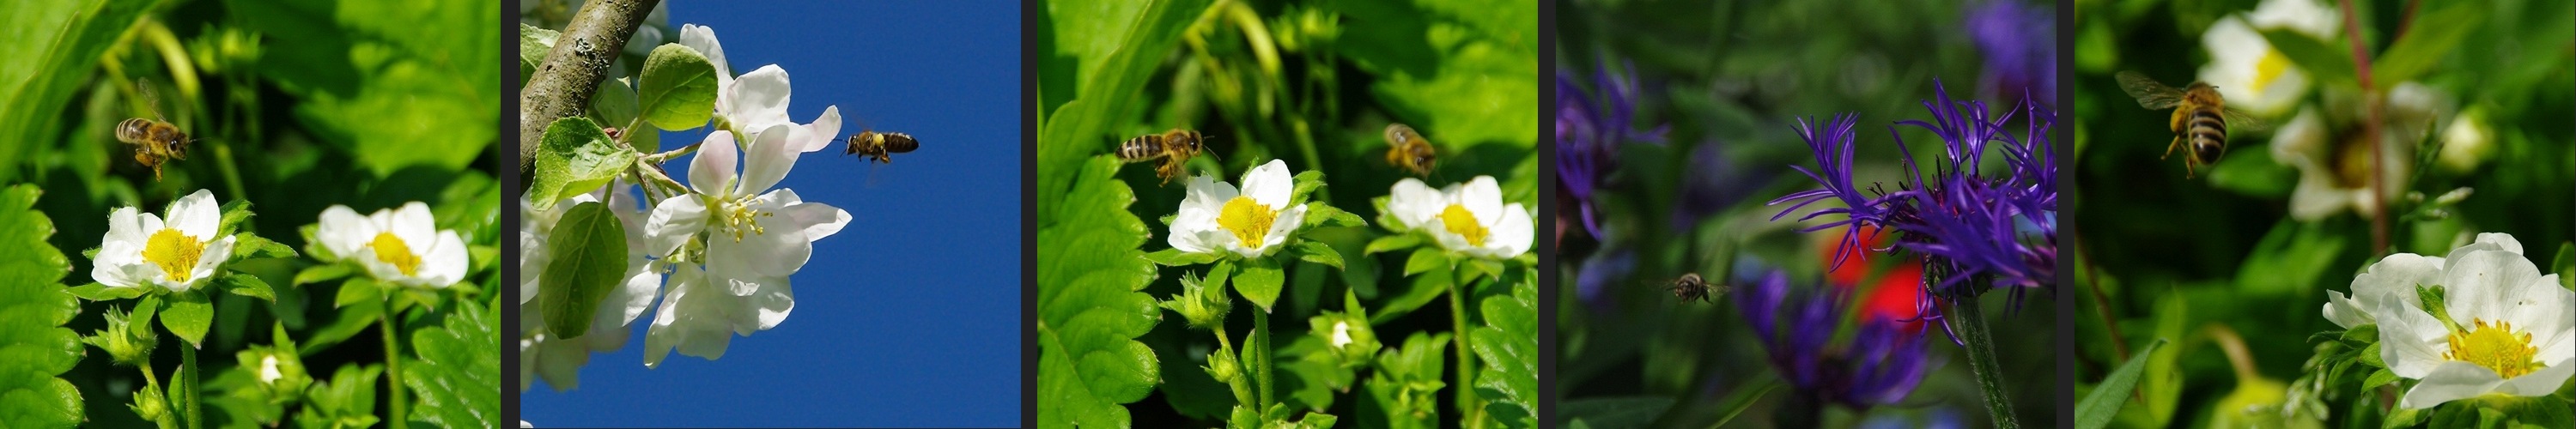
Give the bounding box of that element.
[368,232,422,276]
[713,197,775,243]
[1217,196,1277,249]
[142,228,204,281]
[2445,319,2543,378]
[1438,204,1488,247]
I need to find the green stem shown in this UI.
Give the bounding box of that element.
[1252,308,1274,412]
[1953,294,2018,429]
[381,312,407,426]
[179,344,200,429]
[1450,275,1479,426]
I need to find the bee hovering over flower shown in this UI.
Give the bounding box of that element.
[112,80,195,181]
[845,130,920,164]
[1382,123,1437,177]
[1115,128,1212,185]
[2117,71,2268,178]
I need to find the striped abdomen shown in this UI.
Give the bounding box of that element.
[1115,134,1168,162]
[877,132,919,154]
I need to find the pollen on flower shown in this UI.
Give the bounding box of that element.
[2445,319,2543,378]
[142,228,204,281]
[369,232,422,276]
[715,197,775,243]
[1438,204,1488,247]
[2252,49,2291,94]
[1217,196,1277,249]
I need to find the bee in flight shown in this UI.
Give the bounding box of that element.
[1115,128,1209,185]
[845,130,920,164]
[1662,273,1728,304]
[1382,123,1437,177]
[113,80,193,180]
[2116,71,2266,178]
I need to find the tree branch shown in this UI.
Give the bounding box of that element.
[519,0,661,174]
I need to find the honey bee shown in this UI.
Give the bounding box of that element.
[2116,71,2267,178]
[1115,128,1208,185]
[113,81,192,180]
[1382,123,1437,177]
[1662,273,1729,304]
[845,130,920,164]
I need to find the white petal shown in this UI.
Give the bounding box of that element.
[796,106,843,153]
[2468,233,2526,256]
[2497,359,2575,398]
[2321,291,2372,329]
[1241,160,1293,208]
[2342,252,2444,325]
[677,24,730,81]
[744,275,794,330]
[316,205,372,258]
[1260,204,1307,253]
[726,65,795,130]
[1387,178,1438,229]
[2397,362,2506,409]
[645,196,708,257]
[2439,249,2544,324]
[390,202,438,251]
[614,259,664,326]
[771,197,849,242]
[737,124,800,198]
[2378,296,2453,378]
[1490,204,1535,257]
[191,236,235,285]
[690,131,740,196]
[1461,176,1504,226]
[1180,174,1237,214]
[167,190,221,239]
[1167,208,1218,255]
[91,241,146,287]
[103,207,147,248]
[646,265,733,368]
[422,231,471,287]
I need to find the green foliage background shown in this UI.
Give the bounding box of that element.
[0,0,501,426]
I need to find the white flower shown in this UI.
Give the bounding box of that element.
[317,202,469,287]
[642,125,848,367]
[678,24,841,153]
[257,354,282,384]
[2324,233,2573,408]
[1169,160,1308,259]
[2196,0,2339,118]
[1329,320,1353,348]
[2269,82,2439,221]
[1386,176,1534,259]
[2437,107,2492,173]
[91,189,235,293]
[519,183,663,390]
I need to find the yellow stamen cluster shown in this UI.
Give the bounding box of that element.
[2252,50,2292,94]
[142,228,204,281]
[2445,319,2543,378]
[369,232,422,276]
[714,197,775,243]
[1438,204,1488,247]
[1217,196,1277,249]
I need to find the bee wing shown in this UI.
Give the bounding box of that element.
[2221,108,2271,134]
[2115,71,2185,110]
[132,78,168,122]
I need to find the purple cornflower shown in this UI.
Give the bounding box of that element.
[1556,61,1666,239]
[1736,269,1930,410]
[1965,0,2056,105]
[1766,80,2057,317]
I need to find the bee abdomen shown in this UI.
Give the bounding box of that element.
[1115,135,1165,161]
[880,133,919,154]
[2187,109,2228,145]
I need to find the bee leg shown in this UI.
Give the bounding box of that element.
[2160,136,2182,160]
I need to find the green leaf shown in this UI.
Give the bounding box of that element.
[0,184,84,426]
[404,299,500,428]
[1037,156,1163,429]
[591,77,641,130]
[2077,339,2170,429]
[301,364,382,428]
[1472,281,1538,428]
[1145,248,1220,266]
[1234,258,1287,312]
[1035,0,1213,221]
[636,43,720,130]
[65,282,147,301]
[334,277,382,308]
[1363,234,1420,255]
[302,284,382,356]
[518,24,560,77]
[294,264,352,287]
[0,0,158,183]
[538,202,628,340]
[2257,29,2357,88]
[221,274,277,302]
[1290,170,1326,204]
[218,199,254,236]
[229,233,298,261]
[1558,396,1675,429]
[1290,241,1345,269]
[1706,377,1778,428]
[1403,247,1449,275]
[2206,147,2295,198]
[1334,0,1537,150]
[2553,242,2572,291]
[2372,1,2483,88]
[1303,203,1366,228]
[529,117,637,211]
[161,291,215,347]
[237,0,501,176]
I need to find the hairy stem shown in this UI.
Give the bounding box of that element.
[1450,275,1480,426]
[519,0,663,173]
[179,344,200,429]
[2337,0,2388,255]
[381,311,406,425]
[1253,307,1274,411]
[1953,294,2018,428]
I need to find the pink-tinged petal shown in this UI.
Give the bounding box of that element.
[2397,362,2506,409]
[645,196,708,257]
[737,124,800,197]
[691,131,740,196]
[167,190,221,239]
[726,65,794,129]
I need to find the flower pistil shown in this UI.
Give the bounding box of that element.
[143,229,205,281]
[2445,319,2543,378]
[1217,196,1276,248]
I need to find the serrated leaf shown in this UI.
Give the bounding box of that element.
[1035,0,1212,220]
[222,274,277,302]
[1471,281,1537,428]
[1234,258,1285,312]
[1037,156,1164,429]
[405,299,499,428]
[0,184,84,426]
[229,233,297,261]
[218,199,254,236]
[518,23,559,76]
[1303,203,1365,227]
[65,282,146,301]
[1290,170,1326,203]
[1403,247,1449,275]
[161,291,215,347]
[1291,241,1344,269]
[537,202,627,339]
[1364,234,1420,255]
[2077,339,2169,429]
[637,44,720,130]
[530,117,636,211]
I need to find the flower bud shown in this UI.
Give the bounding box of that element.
[239,346,311,402]
[1162,270,1233,331]
[82,305,156,367]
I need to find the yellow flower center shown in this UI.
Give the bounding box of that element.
[1438,204,1488,248]
[714,196,774,243]
[2445,319,2543,378]
[2251,49,2293,94]
[369,232,422,276]
[1216,196,1277,249]
[142,228,204,281]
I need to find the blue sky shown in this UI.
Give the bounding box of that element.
[519,1,1022,426]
